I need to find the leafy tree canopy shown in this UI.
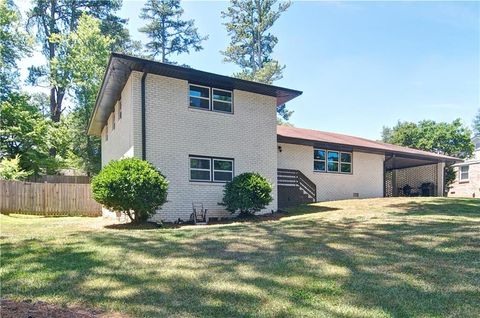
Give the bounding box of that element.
[0,155,31,180]
[0,0,32,99]
[0,93,60,175]
[139,0,207,63]
[382,119,474,159]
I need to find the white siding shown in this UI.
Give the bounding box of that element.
[143,74,278,222]
[277,142,385,201]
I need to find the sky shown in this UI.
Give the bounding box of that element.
[18,1,480,140]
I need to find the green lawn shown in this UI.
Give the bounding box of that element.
[1,197,479,317]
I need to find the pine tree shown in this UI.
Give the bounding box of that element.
[221,0,290,84]
[222,0,292,120]
[139,0,207,63]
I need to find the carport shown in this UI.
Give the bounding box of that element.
[384,155,448,197]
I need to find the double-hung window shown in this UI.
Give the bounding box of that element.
[189,84,210,110]
[189,84,233,113]
[118,99,122,119]
[314,148,352,173]
[212,88,233,112]
[340,153,352,173]
[460,165,469,181]
[189,156,234,182]
[314,149,326,171]
[105,123,108,141]
[112,111,115,130]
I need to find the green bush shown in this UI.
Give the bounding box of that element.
[220,172,273,217]
[91,158,168,223]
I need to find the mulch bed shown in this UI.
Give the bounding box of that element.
[0,299,128,318]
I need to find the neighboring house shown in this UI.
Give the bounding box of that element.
[448,136,480,198]
[88,53,461,222]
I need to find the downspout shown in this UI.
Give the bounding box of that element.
[141,72,147,161]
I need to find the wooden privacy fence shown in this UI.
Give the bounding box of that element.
[0,180,101,216]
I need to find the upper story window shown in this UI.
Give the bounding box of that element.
[189,84,233,113]
[314,148,352,174]
[112,111,115,130]
[460,165,469,181]
[118,99,122,119]
[105,124,108,141]
[189,155,234,182]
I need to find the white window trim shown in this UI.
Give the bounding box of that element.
[189,84,211,110]
[213,158,234,182]
[314,149,352,174]
[188,84,233,114]
[314,148,326,172]
[118,99,122,120]
[340,152,353,174]
[189,156,212,181]
[112,110,116,130]
[459,165,469,181]
[212,88,233,113]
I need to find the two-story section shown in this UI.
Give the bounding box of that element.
[87,53,302,222]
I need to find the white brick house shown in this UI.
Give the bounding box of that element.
[88,54,461,222]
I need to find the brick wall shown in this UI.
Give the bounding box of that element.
[140,74,278,222]
[277,142,385,201]
[448,162,480,198]
[101,74,135,165]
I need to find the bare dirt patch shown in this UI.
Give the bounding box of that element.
[0,299,129,318]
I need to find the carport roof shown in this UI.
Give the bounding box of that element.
[277,125,462,164]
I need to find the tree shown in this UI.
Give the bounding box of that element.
[0,155,31,180]
[222,0,290,84]
[222,0,292,120]
[53,14,112,175]
[0,0,32,99]
[139,0,207,63]
[91,158,169,223]
[219,172,273,217]
[382,119,474,189]
[474,109,480,136]
[26,0,126,123]
[382,119,473,158]
[0,93,58,174]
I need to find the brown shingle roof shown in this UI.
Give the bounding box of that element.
[277,125,461,162]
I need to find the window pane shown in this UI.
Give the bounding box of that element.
[328,162,338,172]
[214,160,232,171]
[314,149,325,160]
[341,153,351,163]
[341,163,351,173]
[213,100,232,112]
[460,166,469,172]
[314,160,325,171]
[214,171,233,182]
[190,97,210,109]
[191,170,210,181]
[189,85,209,98]
[212,89,232,102]
[328,151,339,162]
[190,158,210,169]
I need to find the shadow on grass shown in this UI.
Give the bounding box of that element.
[1,199,479,317]
[387,198,480,217]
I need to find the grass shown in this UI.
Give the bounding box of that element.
[1,197,479,317]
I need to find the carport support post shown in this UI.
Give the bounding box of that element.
[392,169,398,197]
[437,162,445,196]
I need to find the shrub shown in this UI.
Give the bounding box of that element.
[220,172,273,217]
[92,158,168,223]
[0,155,31,180]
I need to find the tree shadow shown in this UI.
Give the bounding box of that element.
[387,198,480,217]
[1,199,479,317]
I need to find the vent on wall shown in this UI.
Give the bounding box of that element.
[353,193,359,198]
